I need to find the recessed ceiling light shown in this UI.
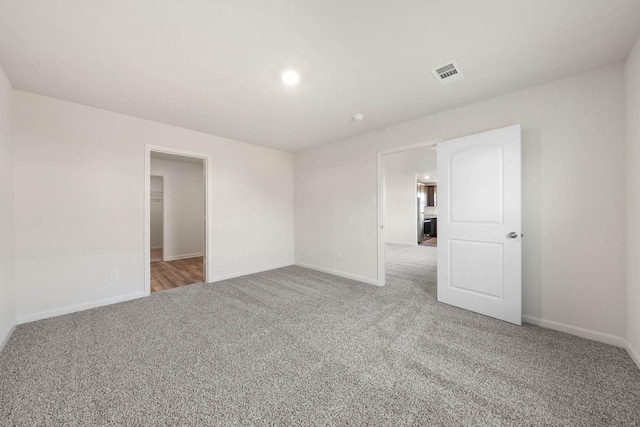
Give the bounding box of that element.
[281,70,301,86]
[352,113,365,121]
[424,175,430,179]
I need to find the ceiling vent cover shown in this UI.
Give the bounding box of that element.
[431,60,464,86]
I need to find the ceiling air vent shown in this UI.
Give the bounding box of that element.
[431,60,464,86]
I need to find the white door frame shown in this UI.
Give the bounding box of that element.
[144,145,213,295]
[377,139,441,286]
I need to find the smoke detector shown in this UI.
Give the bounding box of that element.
[431,60,464,86]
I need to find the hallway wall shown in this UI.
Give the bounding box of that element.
[150,157,204,260]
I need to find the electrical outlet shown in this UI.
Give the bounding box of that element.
[337,251,342,261]
[109,270,119,281]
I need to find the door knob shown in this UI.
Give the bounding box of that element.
[508,232,518,239]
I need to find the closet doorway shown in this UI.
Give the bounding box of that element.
[150,175,165,262]
[144,146,212,295]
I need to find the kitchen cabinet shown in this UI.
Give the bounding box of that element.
[423,217,437,237]
[426,186,437,207]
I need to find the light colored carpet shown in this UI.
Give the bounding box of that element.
[1,244,639,426]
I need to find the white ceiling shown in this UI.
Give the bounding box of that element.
[1,1,639,153]
[417,171,438,185]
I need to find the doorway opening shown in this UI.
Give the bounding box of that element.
[417,174,438,247]
[144,146,212,295]
[150,175,165,262]
[377,140,440,291]
[377,125,522,325]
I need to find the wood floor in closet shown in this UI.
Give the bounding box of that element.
[151,249,204,293]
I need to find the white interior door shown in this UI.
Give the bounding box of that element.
[437,125,522,325]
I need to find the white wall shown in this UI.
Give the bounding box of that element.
[13,91,294,323]
[0,65,15,349]
[149,175,163,249]
[626,37,640,366]
[295,63,627,344]
[383,146,436,245]
[150,158,204,260]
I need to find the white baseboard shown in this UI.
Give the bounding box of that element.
[522,315,626,348]
[17,291,147,325]
[165,252,203,261]
[626,340,640,370]
[0,324,16,353]
[295,262,379,286]
[208,263,294,283]
[385,241,417,247]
